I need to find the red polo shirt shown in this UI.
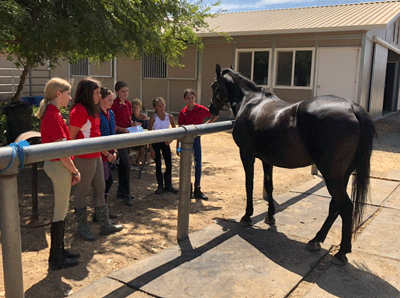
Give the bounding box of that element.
[111,97,132,128]
[69,103,101,159]
[178,104,211,125]
[40,104,72,161]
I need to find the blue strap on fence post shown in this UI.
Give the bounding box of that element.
[0,140,30,173]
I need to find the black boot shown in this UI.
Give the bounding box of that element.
[95,205,123,235]
[61,220,80,259]
[75,207,97,241]
[155,175,164,194]
[49,221,79,270]
[194,185,208,200]
[164,173,178,194]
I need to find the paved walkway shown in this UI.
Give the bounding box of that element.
[71,112,400,298]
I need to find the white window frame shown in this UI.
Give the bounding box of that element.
[273,47,315,90]
[235,48,272,88]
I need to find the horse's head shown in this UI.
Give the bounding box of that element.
[209,64,231,116]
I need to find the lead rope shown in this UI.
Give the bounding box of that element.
[0,140,29,173]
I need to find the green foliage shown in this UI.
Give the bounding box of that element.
[0,0,220,70]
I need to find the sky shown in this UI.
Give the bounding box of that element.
[192,0,386,12]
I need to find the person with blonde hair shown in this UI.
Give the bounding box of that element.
[131,98,149,167]
[38,77,81,270]
[148,97,178,194]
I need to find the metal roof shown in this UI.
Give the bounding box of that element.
[198,1,400,36]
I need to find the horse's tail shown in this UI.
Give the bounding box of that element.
[351,103,376,232]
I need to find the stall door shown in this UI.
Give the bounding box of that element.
[316,47,359,102]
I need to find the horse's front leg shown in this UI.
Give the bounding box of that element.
[239,149,255,226]
[262,161,275,224]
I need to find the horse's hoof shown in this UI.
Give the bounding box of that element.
[331,253,348,266]
[239,217,252,226]
[264,216,276,225]
[306,241,321,251]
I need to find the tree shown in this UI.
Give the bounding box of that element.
[0,0,219,102]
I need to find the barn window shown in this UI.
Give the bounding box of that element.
[275,48,314,89]
[142,54,167,78]
[236,49,271,86]
[70,59,89,76]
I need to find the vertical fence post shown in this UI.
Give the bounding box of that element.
[0,170,24,298]
[177,134,194,241]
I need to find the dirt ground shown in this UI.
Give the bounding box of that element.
[0,119,399,298]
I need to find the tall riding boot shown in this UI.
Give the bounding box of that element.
[49,221,79,270]
[194,185,208,200]
[93,195,118,222]
[75,207,97,241]
[155,174,164,194]
[95,205,123,235]
[61,220,80,259]
[164,173,178,194]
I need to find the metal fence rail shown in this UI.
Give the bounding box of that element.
[0,120,234,298]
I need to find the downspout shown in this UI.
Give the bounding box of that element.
[312,38,319,97]
[357,33,367,106]
[197,48,203,104]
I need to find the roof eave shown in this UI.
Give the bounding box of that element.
[197,24,387,38]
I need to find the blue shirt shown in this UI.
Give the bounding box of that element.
[99,109,116,137]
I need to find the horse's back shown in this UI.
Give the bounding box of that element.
[233,95,314,168]
[297,95,364,175]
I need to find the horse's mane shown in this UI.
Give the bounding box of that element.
[222,68,274,98]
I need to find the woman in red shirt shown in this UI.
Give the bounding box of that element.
[69,77,123,241]
[37,78,81,270]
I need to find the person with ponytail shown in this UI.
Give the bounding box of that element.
[69,77,123,241]
[37,78,81,270]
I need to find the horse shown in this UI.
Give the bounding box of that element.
[209,64,376,265]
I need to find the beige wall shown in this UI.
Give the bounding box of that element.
[200,41,236,106]
[274,89,313,103]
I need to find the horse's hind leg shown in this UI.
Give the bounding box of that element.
[262,161,275,224]
[307,199,340,251]
[239,148,255,226]
[308,177,353,265]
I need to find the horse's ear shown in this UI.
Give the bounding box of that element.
[216,64,221,77]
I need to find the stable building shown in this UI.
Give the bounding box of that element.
[2,0,400,118]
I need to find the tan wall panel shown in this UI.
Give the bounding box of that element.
[168,80,198,113]
[273,88,313,103]
[168,45,197,79]
[141,79,168,112]
[319,38,362,47]
[117,57,141,100]
[276,39,316,48]
[50,59,69,80]
[90,60,112,77]
[235,40,273,48]
[201,42,235,104]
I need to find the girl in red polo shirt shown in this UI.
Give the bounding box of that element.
[37,78,81,270]
[69,77,123,241]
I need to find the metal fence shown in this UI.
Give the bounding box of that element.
[0,68,50,100]
[0,121,234,298]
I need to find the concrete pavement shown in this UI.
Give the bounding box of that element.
[71,169,400,298]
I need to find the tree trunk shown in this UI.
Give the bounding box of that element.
[11,66,29,102]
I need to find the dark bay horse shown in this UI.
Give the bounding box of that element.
[209,64,375,265]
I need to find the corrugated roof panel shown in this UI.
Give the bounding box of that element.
[200,1,400,36]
